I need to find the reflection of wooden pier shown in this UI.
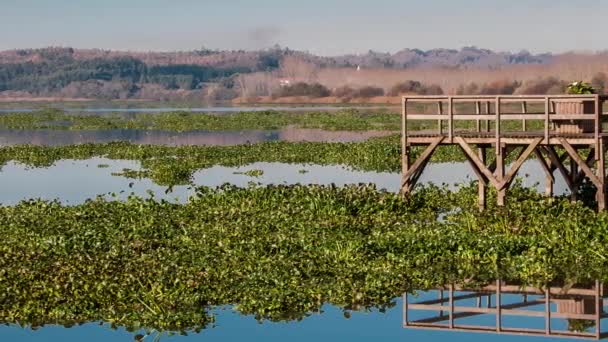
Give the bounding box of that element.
[404,281,607,339]
[401,95,608,210]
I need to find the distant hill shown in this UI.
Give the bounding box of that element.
[0,46,605,101]
[0,46,554,69]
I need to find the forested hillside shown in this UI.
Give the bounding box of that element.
[0,46,606,101]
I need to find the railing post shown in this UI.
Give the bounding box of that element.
[595,94,601,160]
[448,97,454,143]
[437,101,443,135]
[401,97,409,193]
[495,96,501,155]
[521,101,527,131]
[475,101,481,132]
[544,96,550,144]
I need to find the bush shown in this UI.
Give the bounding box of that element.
[278,82,330,98]
[566,81,596,94]
[388,80,443,96]
[478,80,520,95]
[332,86,356,99]
[456,80,519,95]
[515,77,566,95]
[353,86,385,98]
[456,82,480,95]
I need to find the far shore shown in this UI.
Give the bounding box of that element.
[0,95,403,106]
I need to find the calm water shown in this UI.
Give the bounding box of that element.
[0,159,569,205]
[0,128,392,146]
[1,295,592,342]
[0,123,579,341]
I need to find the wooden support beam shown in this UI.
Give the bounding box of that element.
[545,146,575,192]
[598,139,606,211]
[455,137,501,189]
[401,137,443,192]
[559,138,603,189]
[499,138,542,190]
[534,148,554,196]
[496,146,506,206]
[575,148,596,184]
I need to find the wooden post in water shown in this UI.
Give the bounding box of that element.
[570,150,578,202]
[496,146,506,207]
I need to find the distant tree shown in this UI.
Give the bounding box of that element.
[279,82,330,98]
[353,86,384,98]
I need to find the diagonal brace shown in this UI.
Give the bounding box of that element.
[558,138,603,189]
[401,137,444,188]
[455,137,501,189]
[498,138,543,190]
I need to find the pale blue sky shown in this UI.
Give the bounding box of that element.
[1,0,607,55]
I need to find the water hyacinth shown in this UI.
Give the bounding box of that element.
[1,183,608,335]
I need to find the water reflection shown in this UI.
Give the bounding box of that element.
[0,159,569,205]
[0,128,392,146]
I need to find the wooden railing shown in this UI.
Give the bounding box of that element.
[402,95,607,145]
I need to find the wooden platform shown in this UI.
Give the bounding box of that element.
[400,95,608,210]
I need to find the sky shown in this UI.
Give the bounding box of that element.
[1,0,607,55]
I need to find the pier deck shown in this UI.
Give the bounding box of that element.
[401,95,608,210]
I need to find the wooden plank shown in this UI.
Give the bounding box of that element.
[499,138,543,190]
[559,138,603,188]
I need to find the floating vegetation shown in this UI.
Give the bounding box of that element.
[0,109,403,132]
[0,108,547,132]
[0,183,607,335]
[233,169,264,177]
[97,163,110,168]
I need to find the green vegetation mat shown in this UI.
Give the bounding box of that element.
[1,183,606,335]
[0,109,402,131]
[0,108,548,132]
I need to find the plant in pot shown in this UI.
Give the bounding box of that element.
[553,81,597,134]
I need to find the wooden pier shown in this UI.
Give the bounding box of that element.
[401,95,608,210]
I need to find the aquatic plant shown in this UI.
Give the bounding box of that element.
[1,183,607,335]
